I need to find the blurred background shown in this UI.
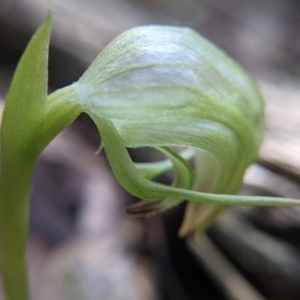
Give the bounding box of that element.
[0,0,300,299]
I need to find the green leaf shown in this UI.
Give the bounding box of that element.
[0,14,52,300]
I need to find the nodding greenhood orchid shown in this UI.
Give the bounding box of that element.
[0,14,299,300]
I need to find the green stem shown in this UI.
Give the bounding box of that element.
[0,161,34,300]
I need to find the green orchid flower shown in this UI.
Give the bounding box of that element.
[0,14,299,300]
